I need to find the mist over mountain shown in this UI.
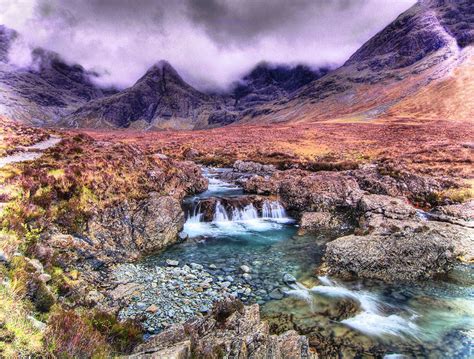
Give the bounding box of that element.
[0,0,415,90]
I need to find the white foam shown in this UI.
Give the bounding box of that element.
[341,312,419,338]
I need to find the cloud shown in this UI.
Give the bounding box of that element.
[0,0,416,90]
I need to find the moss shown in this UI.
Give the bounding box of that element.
[33,281,55,313]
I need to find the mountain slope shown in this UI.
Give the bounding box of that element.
[0,27,110,126]
[241,0,474,125]
[65,61,329,129]
[63,61,226,129]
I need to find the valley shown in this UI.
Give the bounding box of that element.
[0,0,473,357]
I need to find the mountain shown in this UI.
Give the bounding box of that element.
[1,0,473,129]
[0,27,112,126]
[242,0,474,124]
[62,61,227,129]
[65,61,329,129]
[232,62,329,108]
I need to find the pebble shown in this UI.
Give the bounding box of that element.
[242,273,252,281]
[283,273,297,284]
[240,265,251,273]
[146,304,159,313]
[166,259,179,267]
[269,289,284,300]
[190,263,204,270]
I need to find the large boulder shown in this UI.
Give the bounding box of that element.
[132,298,317,358]
[86,193,184,261]
[280,171,363,212]
[357,194,418,234]
[325,222,474,282]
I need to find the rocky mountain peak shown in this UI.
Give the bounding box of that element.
[344,0,473,71]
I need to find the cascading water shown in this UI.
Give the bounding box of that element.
[165,167,474,357]
[262,200,287,220]
[213,201,230,222]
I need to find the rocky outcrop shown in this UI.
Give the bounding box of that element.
[430,200,474,227]
[131,298,317,358]
[233,160,276,174]
[325,221,473,282]
[86,194,184,261]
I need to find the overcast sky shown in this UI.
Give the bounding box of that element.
[0,0,416,90]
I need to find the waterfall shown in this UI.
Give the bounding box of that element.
[187,204,203,223]
[232,204,259,221]
[262,200,287,219]
[213,201,230,222]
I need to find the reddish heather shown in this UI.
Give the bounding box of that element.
[82,119,473,182]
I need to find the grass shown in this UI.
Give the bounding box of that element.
[0,282,44,358]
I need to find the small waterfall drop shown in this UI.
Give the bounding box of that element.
[284,276,420,339]
[232,204,259,221]
[262,200,287,219]
[213,201,230,222]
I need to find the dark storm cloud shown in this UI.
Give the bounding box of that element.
[1,0,416,89]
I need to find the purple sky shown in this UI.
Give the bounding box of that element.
[1,0,416,90]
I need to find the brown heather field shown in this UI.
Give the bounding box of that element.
[83,118,474,183]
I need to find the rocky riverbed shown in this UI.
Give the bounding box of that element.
[114,257,301,333]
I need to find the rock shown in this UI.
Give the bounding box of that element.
[27,315,46,331]
[208,264,217,269]
[166,259,179,267]
[233,160,276,174]
[38,273,51,283]
[146,304,159,313]
[225,275,234,282]
[85,290,104,304]
[134,298,316,358]
[220,281,231,288]
[136,302,148,310]
[300,211,343,231]
[431,200,474,227]
[0,250,8,263]
[240,264,251,273]
[190,263,203,270]
[26,258,44,273]
[325,222,474,282]
[283,273,297,284]
[87,194,186,262]
[242,273,252,282]
[178,232,188,241]
[357,194,418,234]
[131,340,191,359]
[269,289,284,300]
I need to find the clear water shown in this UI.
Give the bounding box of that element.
[146,167,474,358]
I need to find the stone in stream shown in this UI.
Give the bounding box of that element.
[269,289,284,300]
[240,265,252,273]
[208,264,217,269]
[178,232,188,241]
[190,262,204,270]
[166,259,179,267]
[146,304,159,313]
[283,273,297,284]
[242,273,252,282]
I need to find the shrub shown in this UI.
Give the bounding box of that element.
[44,308,110,358]
[88,311,142,354]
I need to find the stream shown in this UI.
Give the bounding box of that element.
[132,167,473,358]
